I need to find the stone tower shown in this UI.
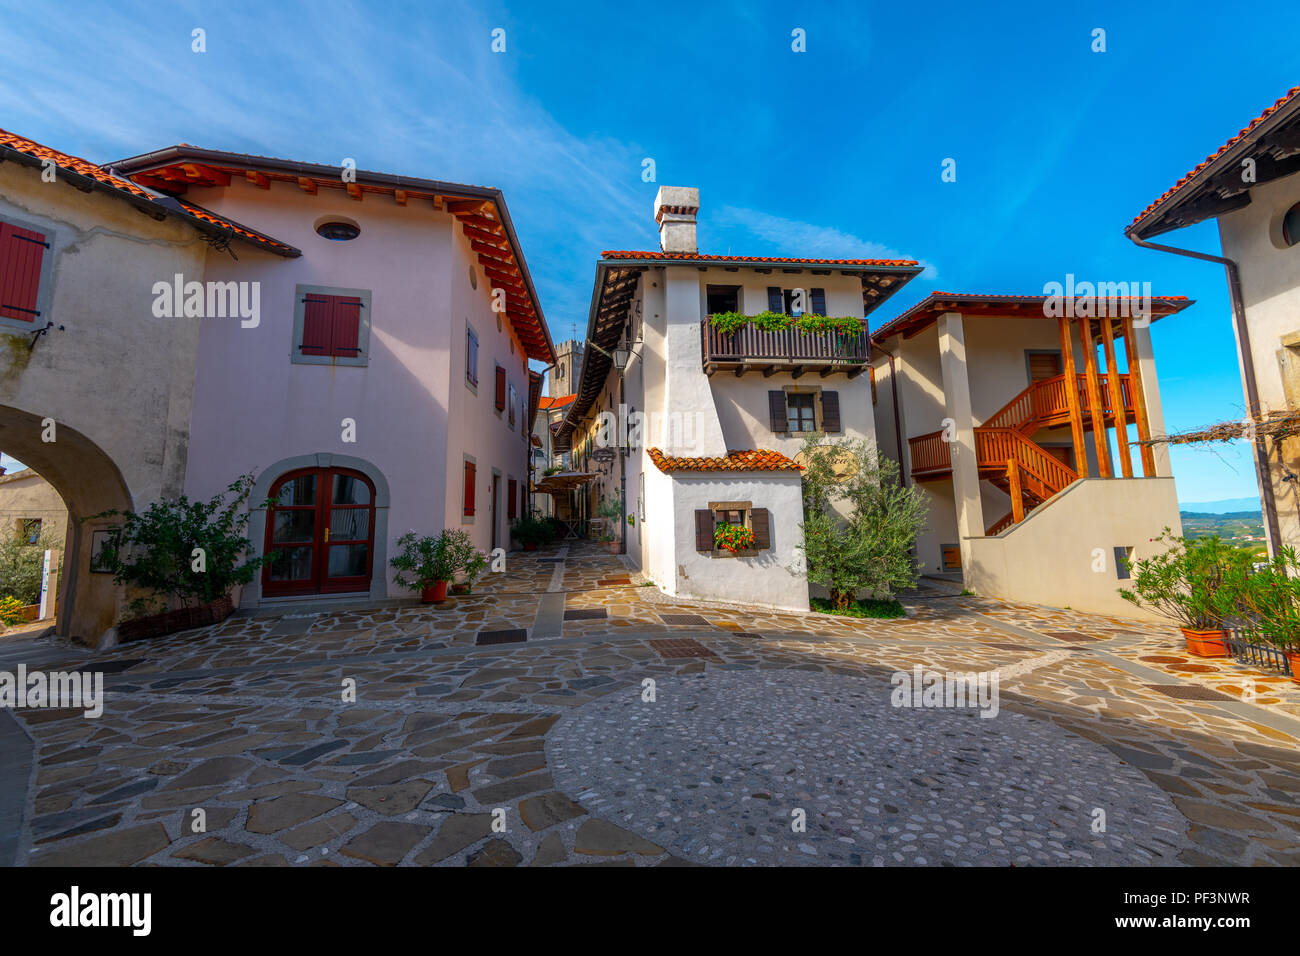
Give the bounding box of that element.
[550,339,583,397]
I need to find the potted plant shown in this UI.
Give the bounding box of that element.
[1119,530,1251,657]
[447,533,488,595]
[596,498,624,553]
[511,514,547,551]
[93,474,269,640]
[1231,547,1300,682]
[390,530,460,603]
[714,523,755,554]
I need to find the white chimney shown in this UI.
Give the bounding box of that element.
[654,186,699,254]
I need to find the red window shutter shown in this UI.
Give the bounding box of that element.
[464,460,476,516]
[495,366,506,410]
[331,296,363,357]
[0,222,48,322]
[694,510,714,552]
[507,479,517,519]
[301,294,333,355]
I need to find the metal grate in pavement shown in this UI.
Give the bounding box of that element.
[564,609,607,621]
[476,628,528,646]
[1144,683,1235,702]
[658,614,711,626]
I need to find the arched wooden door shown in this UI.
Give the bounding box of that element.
[263,467,376,597]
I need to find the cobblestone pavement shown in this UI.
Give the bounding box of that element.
[4,542,1299,867]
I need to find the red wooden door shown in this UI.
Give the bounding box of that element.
[491,474,501,550]
[263,468,375,596]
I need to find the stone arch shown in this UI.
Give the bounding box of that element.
[244,452,392,606]
[0,404,132,642]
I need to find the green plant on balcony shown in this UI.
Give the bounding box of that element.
[707,310,865,339]
[713,523,754,553]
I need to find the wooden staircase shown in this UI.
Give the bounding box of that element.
[908,372,1134,534]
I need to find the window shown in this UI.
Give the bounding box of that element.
[508,382,517,427]
[1285,202,1300,247]
[693,502,771,554]
[463,458,476,518]
[18,518,40,544]
[1114,546,1134,580]
[315,221,360,241]
[466,326,479,387]
[495,365,507,412]
[706,284,740,315]
[291,285,371,367]
[766,286,827,317]
[787,393,816,432]
[0,219,50,326]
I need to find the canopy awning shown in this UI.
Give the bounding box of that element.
[534,471,599,495]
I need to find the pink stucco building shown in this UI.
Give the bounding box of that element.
[110,147,553,608]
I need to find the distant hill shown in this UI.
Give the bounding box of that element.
[1179,510,1263,520]
[1178,496,1261,514]
[1180,509,1267,556]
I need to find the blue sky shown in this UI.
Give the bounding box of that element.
[2,0,1297,501]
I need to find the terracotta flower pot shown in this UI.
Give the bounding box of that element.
[420,581,449,604]
[1181,627,1229,658]
[524,542,537,552]
[449,583,470,595]
[1285,650,1300,685]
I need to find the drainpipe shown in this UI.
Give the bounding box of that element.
[870,338,908,485]
[1125,231,1283,554]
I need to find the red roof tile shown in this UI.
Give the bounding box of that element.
[0,128,297,256]
[602,251,919,267]
[1130,84,1300,230]
[647,448,803,473]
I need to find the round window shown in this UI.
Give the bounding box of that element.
[316,221,360,241]
[1284,202,1300,248]
[469,265,478,290]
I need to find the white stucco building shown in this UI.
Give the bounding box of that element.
[553,187,920,611]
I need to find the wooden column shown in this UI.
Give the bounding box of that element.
[1100,317,1133,478]
[1007,459,1024,523]
[1122,315,1156,477]
[1078,317,1112,477]
[1057,315,1089,478]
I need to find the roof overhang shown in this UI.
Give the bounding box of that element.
[872,292,1195,342]
[106,145,555,363]
[1128,85,1300,240]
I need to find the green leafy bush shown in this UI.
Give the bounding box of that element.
[796,434,929,609]
[0,531,59,606]
[1118,529,1252,631]
[1227,547,1300,650]
[510,514,552,547]
[708,311,865,338]
[390,530,463,590]
[810,596,905,619]
[94,474,268,618]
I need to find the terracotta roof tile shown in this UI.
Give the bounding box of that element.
[0,128,297,256]
[1130,84,1300,229]
[602,250,919,267]
[647,448,803,473]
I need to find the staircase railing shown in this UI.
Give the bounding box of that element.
[974,428,1078,497]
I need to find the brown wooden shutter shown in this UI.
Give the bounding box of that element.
[331,296,363,357]
[1028,351,1063,382]
[695,510,714,552]
[466,328,478,384]
[301,294,333,354]
[869,366,878,405]
[495,366,506,410]
[0,222,47,322]
[751,509,771,550]
[767,287,783,312]
[507,479,517,519]
[768,390,787,432]
[810,288,827,316]
[464,460,476,516]
[820,391,842,432]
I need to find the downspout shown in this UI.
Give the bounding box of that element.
[870,337,908,485]
[1125,230,1283,553]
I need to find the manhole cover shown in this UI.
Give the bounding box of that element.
[476,628,528,646]
[659,613,711,626]
[564,609,607,621]
[1144,683,1234,701]
[649,638,719,660]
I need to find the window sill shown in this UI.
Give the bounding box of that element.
[704,549,759,559]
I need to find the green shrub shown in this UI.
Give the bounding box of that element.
[1118,530,1252,631]
[390,530,463,590]
[1229,547,1300,650]
[0,531,59,606]
[707,311,865,338]
[810,596,905,619]
[796,434,929,609]
[94,474,268,618]
[510,514,551,547]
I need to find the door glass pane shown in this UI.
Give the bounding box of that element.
[272,509,315,543]
[329,508,370,540]
[333,474,371,505]
[268,546,313,581]
[275,475,316,506]
[327,543,368,578]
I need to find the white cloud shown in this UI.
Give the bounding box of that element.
[712,206,936,278]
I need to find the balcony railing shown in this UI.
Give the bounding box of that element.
[701,318,870,376]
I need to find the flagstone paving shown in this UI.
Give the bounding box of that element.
[3,542,1299,867]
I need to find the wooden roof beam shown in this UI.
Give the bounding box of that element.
[394,189,408,206]
[182,163,230,186]
[297,177,317,195]
[245,170,271,189]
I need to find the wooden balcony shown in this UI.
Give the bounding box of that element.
[701,319,870,378]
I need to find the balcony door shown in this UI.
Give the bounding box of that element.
[263,467,376,597]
